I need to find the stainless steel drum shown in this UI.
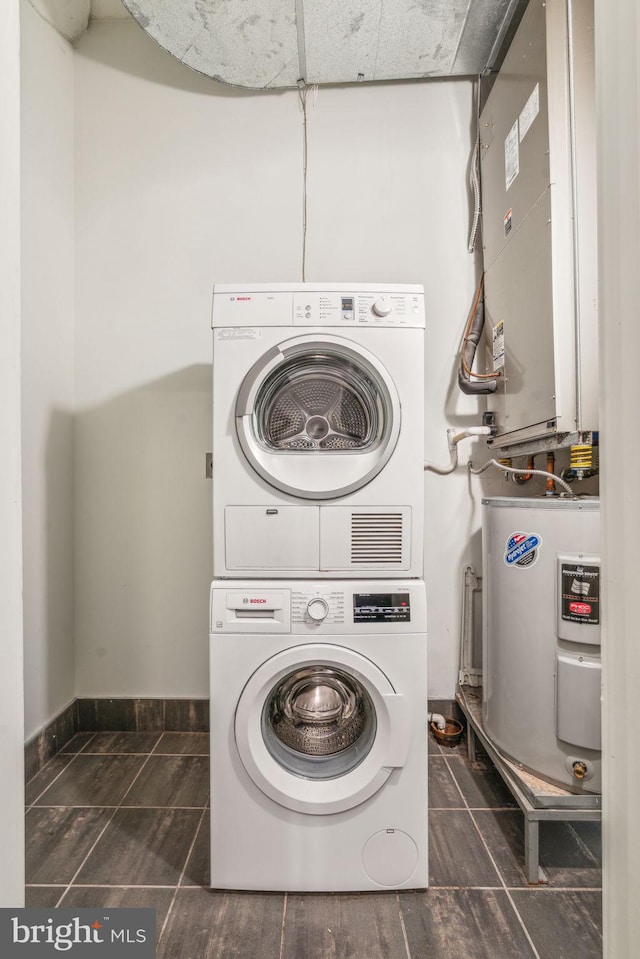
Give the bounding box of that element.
[262,665,377,779]
[255,354,379,452]
[235,334,401,500]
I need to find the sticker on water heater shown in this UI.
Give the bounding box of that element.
[561,562,600,624]
[504,531,542,568]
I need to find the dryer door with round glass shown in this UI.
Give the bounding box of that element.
[235,334,401,500]
[234,644,411,815]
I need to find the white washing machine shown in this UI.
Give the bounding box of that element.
[211,283,425,578]
[209,578,428,891]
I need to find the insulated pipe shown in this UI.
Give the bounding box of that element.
[458,294,499,395]
[428,712,446,730]
[424,426,493,475]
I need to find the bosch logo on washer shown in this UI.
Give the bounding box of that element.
[504,531,542,569]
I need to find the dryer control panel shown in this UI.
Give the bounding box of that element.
[210,580,426,634]
[212,284,425,330]
[292,292,424,328]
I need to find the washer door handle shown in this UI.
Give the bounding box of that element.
[381,693,411,768]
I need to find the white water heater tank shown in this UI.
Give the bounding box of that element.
[482,496,601,793]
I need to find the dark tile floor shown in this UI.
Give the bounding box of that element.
[25,731,602,959]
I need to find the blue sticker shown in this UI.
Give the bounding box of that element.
[504,531,542,568]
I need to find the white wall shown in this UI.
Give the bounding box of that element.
[21,1,76,740]
[0,0,25,907]
[73,20,485,698]
[595,1,640,954]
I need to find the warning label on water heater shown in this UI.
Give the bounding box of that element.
[560,562,600,625]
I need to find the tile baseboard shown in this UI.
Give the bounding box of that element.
[24,700,78,784]
[77,698,209,734]
[25,699,209,781]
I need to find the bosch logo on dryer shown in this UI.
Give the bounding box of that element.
[242,597,268,605]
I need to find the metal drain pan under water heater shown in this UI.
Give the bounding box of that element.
[482,497,601,793]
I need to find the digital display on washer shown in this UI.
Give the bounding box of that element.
[353,593,411,623]
[341,297,354,311]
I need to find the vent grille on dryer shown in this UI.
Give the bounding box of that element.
[350,513,404,564]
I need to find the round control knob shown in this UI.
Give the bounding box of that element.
[372,297,392,317]
[307,598,329,622]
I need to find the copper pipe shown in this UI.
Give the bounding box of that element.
[513,455,535,484]
[545,452,557,495]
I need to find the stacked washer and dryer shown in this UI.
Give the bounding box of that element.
[209,283,428,891]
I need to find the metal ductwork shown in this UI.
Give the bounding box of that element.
[120,0,529,89]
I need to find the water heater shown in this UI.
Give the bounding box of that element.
[482,496,601,793]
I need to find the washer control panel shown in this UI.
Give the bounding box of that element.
[292,590,345,625]
[294,589,411,625]
[353,592,411,623]
[211,581,425,634]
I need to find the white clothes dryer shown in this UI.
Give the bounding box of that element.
[209,578,428,892]
[211,283,425,578]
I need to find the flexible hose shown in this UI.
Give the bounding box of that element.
[512,455,535,484]
[428,712,447,731]
[424,427,493,475]
[467,135,482,254]
[468,458,576,497]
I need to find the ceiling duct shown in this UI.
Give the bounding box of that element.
[121,0,529,89]
[29,0,91,41]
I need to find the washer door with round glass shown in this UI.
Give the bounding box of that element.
[234,644,410,815]
[235,334,401,500]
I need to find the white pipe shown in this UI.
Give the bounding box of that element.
[428,712,446,730]
[424,445,459,476]
[424,426,493,475]
[448,426,493,444]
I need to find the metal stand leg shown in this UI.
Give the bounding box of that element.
[456,685,600,886]
[524,815,540,884]
[466,723,477,764]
